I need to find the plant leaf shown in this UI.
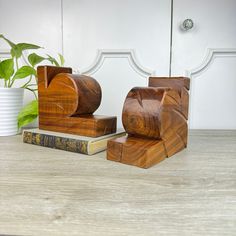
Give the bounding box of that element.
[58,53,65,66]
[18,114,38,129]
[11,43,41,58]
[18,100,38,128]
[13,66,36,80]
[28,53,45,67]
[0,58,14,81]
[0,34,16,48]
[46,54,60,66]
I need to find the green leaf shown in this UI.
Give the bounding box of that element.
[18,114,38,129]
[46,54,60,66]
[18,100,38,128]
[13,66,36,80]
[0,34,16,48]
[11,43,41,58]
[0,58,14,81]
[28,53,45,67]
[58,53,65,66]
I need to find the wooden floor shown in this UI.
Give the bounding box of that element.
[0,130,236,236]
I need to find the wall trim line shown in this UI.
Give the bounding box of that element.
[79,49,155,78]
[186,48,236,77]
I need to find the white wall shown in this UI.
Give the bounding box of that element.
[0,0,235,129]
[63,0,171,127]
[0,0,171,129]
[0,0,62,106]
[171,0,236,129]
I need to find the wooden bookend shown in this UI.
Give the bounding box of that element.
[107,77,190,168]
[37,66,116,137]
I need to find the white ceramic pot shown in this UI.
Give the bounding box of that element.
[0,87,24,136]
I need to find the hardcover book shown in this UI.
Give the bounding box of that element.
[23,128,126,155]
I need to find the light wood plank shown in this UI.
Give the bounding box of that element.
[0,130,236,236]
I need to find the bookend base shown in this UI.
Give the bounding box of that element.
[39,114,117,138]
[107,135,186,169]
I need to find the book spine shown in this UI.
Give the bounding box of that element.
[23,131,88,154]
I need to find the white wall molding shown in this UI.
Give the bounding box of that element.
[185,48,236,129]
[79,49,155,78]
[0,49,11,58]
[186,48,236,78]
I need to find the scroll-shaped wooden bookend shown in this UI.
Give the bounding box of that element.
[37,66,116,137]
[107,77,190,168]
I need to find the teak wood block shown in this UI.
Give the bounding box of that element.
[39,115,117,138]
[149,76,190,119]
[107,77,190,168]
[37,66,116,137]
[107,136,166,169]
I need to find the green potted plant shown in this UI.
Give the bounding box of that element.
[0,34,64,136]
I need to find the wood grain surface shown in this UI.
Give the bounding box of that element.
[107,77,190,168]
[122,87,167,139]
[0,130,236,235]
[107,136,166,168]
[37,66,116,137]
[149,77,190,119]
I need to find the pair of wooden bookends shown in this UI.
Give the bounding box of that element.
[38,66,190,168]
